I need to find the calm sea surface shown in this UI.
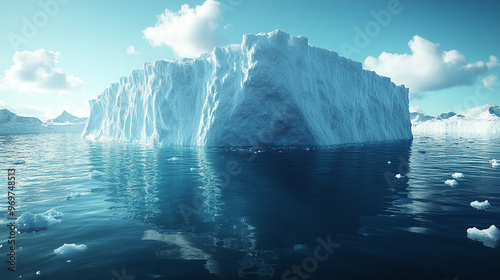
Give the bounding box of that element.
[0,133,499,280]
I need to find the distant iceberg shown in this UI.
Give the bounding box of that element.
[411,105,500,136]
[83,30,412,146]
[0,109,87,134]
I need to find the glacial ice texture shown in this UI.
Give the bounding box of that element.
[83,30,411,146]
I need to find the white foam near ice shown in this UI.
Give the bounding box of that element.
[452,172,464,179]
[54,243,88,256]
[444,179,458,187]
[470,200,491,210]
[467,225,500,248]
[65,192,81,200]
[16,209,63,232]
[490,159,499,168]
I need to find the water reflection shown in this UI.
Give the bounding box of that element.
[87,140,412,279]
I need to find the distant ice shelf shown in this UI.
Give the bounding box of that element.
[411,105,500,137]
[82,30,412,146]
[0,109,87,134]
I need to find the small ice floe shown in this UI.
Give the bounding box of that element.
[189,167,196,172]
[470,200,491,210]
[490,159,499,168]
[36,271,41,275]
[167,157,179,161]
[65,192,81,200]
[89,170,104,179]
[452,172,464,179]
[293,244,307,251]
[444,179,458,187]
[16,209,63,232]
[395,174,403,179]
[54,243,88,256]
[13,160,26,165]
[387,161,391,164]
[467,225,500,248]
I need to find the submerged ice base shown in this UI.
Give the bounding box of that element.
[83,30,411,146]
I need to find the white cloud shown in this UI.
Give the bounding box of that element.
[482,74,497,88]
[126,45,140,55]
[364,35,498,95]
[143,0,223,58]
[0,49,83,94]
[19,104,55,121]
[0,100,16,112]
[409,106,420,113]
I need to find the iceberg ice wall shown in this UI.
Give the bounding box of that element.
[83,30,412,146]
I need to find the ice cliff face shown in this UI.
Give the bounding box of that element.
[83,30,412,146]
[411,105,500,136]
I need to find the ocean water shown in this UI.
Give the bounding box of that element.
[0,133,499,280]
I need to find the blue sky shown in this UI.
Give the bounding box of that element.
[0,0,499,120]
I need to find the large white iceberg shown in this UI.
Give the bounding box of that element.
[467,225,500,248]
[411,105,500,136]
[83,30,412,146]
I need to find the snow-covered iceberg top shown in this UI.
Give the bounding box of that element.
[411,105,500,137]
[83,30,412,146]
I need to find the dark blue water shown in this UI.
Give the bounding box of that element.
[0,134,499,280]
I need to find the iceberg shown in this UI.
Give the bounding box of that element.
[444,179,458,187]
[83,30,412,146]
[16,209,63,232]
[54,243,88,256]
[466,225,500,248]
[452,172,464,179]
[411,105,500,136]
[490,159,499,168]
[470,200,491,210]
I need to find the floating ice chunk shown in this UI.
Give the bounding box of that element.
[490,159,499,167]
[452,172,464,179]
[467,225,500,248]
[395,174,403,179]
[167,157,179,161]
[189,167,196,172]
[65,192,81,200]
[444,179,458,186]
[387,161,391,164]
[16,209,63,232]
[54,243,88,256]
[470,200,491,210]
[89,170,104,179]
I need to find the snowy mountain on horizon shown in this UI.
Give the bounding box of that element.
[411,105,500,136]
[0,109,87,134]
[47,110,87,124]
[83,30,412,146]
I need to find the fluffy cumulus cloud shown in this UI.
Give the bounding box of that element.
[126,45,140,55]
[364,35,498,95]
[0,49,83,94]
[143,0,223,58]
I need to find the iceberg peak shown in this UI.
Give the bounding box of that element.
[83,30,412,146]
